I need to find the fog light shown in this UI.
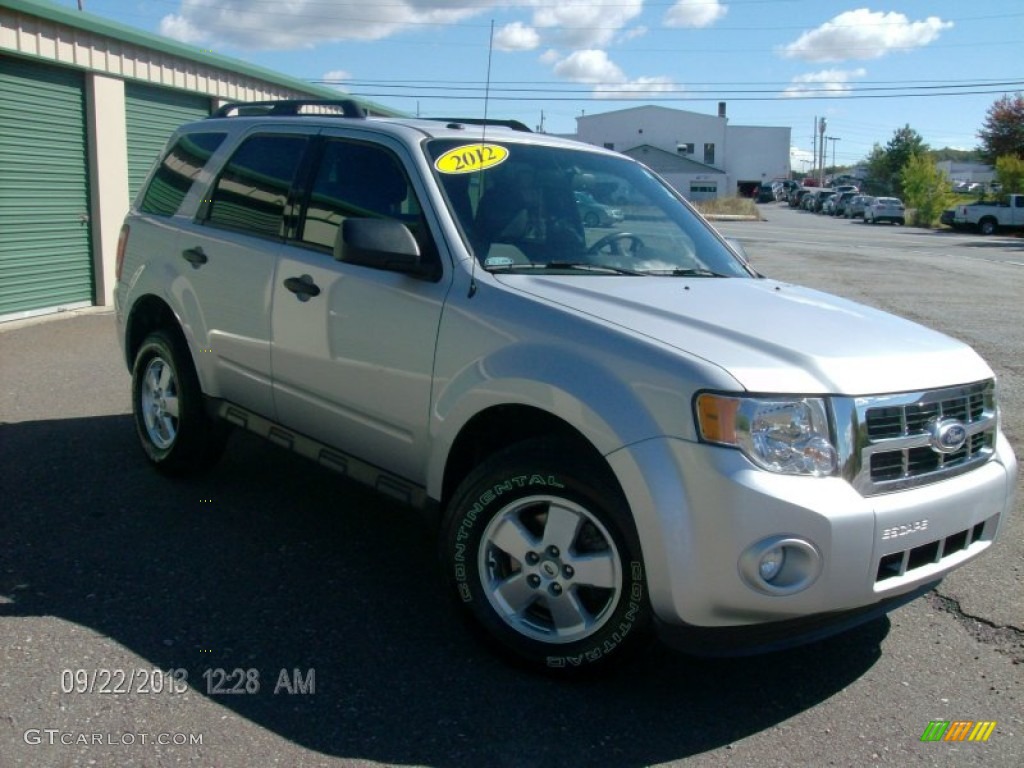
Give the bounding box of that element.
[739,536,822,595]
[759,547,786,582]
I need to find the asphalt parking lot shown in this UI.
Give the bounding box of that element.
[1,206,1022,767]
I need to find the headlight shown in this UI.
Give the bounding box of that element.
[696,394,838,476]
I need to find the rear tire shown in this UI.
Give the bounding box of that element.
[978,218,997,236]
[441,439,652,674]
[131,330,227,475]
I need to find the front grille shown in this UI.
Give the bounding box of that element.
[876,519,989,582]
[847,381,997,495]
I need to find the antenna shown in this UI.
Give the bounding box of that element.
[468,19,495,299]
[482,19,495,141]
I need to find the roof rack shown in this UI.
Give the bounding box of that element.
[213,99,367,119]
[429,118,532,133]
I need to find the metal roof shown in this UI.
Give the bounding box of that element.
[2,0,403,116]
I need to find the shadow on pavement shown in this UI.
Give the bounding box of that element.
[0,415,888,767]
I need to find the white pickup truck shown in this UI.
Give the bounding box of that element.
[952,193,1024,234]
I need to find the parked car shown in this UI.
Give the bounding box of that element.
[845,195,874,219]
[574,190,625,227]
[809,190,836,213]
[832,191,857,217]
[115,99,1016,674]
[789,188,812,208]
[755,183,775,203]
[773,179,798,202]
[864,197,906,225]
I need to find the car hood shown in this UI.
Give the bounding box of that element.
[497,275,992,394]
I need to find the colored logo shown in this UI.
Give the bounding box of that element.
[929,418,968,454]
[920,720,996,742]
[434,143,509,174]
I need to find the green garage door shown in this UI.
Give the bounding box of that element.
[0,57,92,319]
[125,83,210,202]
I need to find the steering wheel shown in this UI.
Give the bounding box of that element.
[586,231,645,257]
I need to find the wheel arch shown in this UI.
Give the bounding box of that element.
[437,404,620,514]
[124,294,187,371]
[978,216,998,234]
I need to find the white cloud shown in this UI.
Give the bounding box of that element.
[664,0,728,29]
[780,9,953,63]
[321,70,352,82]
[782,67,867,98]
[494,22,540,52]
[160,0,493,48]
[320,70,352,92]
[158,14,205,44]
[552,49,626,84]
[532,0,645,48]
[550,50,675,99]
[539,48,562,65]
[618,25,649,44]
[594,76,677,99]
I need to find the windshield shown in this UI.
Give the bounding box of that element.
[426,139,750,277]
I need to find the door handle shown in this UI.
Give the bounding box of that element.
[283,275,321,300]
[182,246,208,267]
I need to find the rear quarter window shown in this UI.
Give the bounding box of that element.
[206,134,309,239]
[139,132,226,216]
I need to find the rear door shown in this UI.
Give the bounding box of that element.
[269,133,452,484]
[172,130,312,417]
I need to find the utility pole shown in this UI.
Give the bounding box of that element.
[811,116,817,181]
[825,136,840,176]
[818,117,827,185]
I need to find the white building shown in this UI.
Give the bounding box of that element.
[575,104,791,201]
[936,161,995,186]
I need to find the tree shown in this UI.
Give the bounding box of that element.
[900,153,952,227]
[978,93,1024,164]
[861,126,928,196]
[885,125,928,196]
[995,154,1024,194]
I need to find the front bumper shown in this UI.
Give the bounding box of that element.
[606,431,1016,630]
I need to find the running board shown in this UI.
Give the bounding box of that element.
[211,400,428,509]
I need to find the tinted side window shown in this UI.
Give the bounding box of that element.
[207,134,308,239]
[140,132,226,216]
[301,141,425,251]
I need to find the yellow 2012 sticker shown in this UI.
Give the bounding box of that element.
[434,143,509,174]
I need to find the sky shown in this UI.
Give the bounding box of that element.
[66,0,1023,170]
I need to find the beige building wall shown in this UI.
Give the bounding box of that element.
[85,73,129,306]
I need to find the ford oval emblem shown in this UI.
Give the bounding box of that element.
[930,419,968,454]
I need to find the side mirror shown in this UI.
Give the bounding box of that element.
[335,218,427,276]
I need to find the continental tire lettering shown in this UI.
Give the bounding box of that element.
[544,566,643,668]
[458,583,472,602]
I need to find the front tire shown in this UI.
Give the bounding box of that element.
[978,218,997,236]
[132,330,227,475]
[441,440,652,673]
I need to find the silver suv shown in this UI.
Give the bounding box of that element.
[115,100,1017,673]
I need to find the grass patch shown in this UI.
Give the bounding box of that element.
[693,196,761,218]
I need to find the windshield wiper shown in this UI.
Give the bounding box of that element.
[642,267,730,278]
[486,261,646,276]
